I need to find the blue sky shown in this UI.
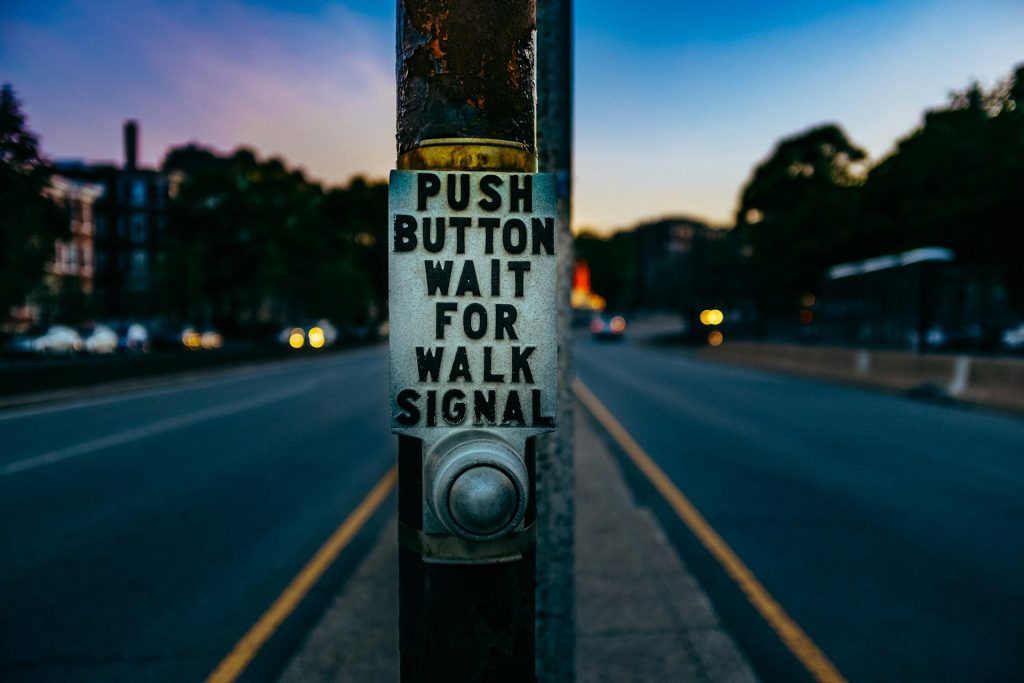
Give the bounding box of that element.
[2,0,1022,232]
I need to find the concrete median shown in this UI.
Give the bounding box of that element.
[697,341,1024,414]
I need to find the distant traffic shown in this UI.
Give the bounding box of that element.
[2,317,390,359]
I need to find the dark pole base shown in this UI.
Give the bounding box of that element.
[399,436,537,682]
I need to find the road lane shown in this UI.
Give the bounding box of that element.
[0,347,394,682]
[0,354,354,468]
[576,334,1024,683]
[1,380,318,476]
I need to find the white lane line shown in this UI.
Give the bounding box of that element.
[0,380,317,477]
[0,353,359,421]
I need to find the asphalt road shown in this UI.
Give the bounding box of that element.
[5,336,1023,682]
[0,347,394,682]
[576,332,1024,683]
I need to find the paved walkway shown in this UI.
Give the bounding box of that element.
[278,408,758,682]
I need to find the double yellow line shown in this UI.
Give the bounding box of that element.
[573,378,847,683]
[206,467,397,683]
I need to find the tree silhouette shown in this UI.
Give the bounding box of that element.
[735,124,866,314]
[863,65,1024,312]
[161,145,387,331]
[0,84,65,322]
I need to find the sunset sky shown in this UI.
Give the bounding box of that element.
[2,0,1022,233]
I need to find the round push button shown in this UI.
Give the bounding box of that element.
[448,465,518,536]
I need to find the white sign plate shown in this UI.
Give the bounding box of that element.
[388,170,558,442]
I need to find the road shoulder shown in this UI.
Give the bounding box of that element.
[575,407,758,682]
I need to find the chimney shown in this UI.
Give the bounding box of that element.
[124,120,138,171]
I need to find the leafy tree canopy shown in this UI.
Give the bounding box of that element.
[863,65,1024,279]
[0,84,65,319]
[735,123,867,310]
[161,144,387,330]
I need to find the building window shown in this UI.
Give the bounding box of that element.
[132,249,148,273]
[155,177,168,207]
[132,179,147,207]
[131,214,148,243]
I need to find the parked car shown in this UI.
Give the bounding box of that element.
[177,325,223,351]
[149,320,201,351]
[32,325,83,355]
[1002,323,1024,352]
[907,325,950,351]
[108,321,150,353]
[180,326,202,350]
[199,328,224,350]
[80,323,119,354]
[4,329,40,356]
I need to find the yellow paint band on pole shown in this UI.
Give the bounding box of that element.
[206,466,398,683]
[572,379,847,683]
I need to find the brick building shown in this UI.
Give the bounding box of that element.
[57,121,170,318]
[6,175,104,327]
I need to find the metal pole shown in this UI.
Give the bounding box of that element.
[396,2,538,680]
[534,0,575,679]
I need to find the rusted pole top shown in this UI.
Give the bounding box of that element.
[396,0,537,172]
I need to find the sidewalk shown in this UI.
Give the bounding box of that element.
[278,407,758,682]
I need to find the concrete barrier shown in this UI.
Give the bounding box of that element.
[867,350,957,391]
[696,341,1024,415]
[959,357,1024,413]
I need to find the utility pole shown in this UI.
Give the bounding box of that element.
[535,0,575,679]
[392,2,555,680]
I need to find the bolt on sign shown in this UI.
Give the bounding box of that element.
[389,170,557,443]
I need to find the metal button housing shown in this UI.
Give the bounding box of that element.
[427,433,528,541]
